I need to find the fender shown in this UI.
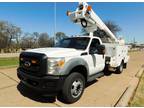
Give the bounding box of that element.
[60,58,89,76]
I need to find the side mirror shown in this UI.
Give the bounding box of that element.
[97,45,105,55]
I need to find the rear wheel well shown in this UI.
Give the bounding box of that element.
[69,65,88,81]
[122,59,124,64]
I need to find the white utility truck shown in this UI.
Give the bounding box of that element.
[17,2,129,103]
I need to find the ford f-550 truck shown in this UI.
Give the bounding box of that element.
[17,2,129,103]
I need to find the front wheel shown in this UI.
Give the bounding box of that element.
[58,72,85,104]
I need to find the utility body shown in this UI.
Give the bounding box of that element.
[17,2,129,103]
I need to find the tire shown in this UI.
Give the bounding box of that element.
[115,61,124,74]
[59,72,85,104]
[123,63,127,69]
[104,65,111,76]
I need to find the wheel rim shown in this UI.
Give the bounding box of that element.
[71,79,83,98]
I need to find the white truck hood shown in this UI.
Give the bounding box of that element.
[25,47,84,57]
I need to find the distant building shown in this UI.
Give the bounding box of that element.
[127,43,144,51]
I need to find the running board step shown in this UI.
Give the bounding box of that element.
[87,72,104,82]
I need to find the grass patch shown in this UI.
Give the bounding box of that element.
[129,71,144,106]
[0,57,19,68]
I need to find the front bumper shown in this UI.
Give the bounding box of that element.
[17,68,66,96]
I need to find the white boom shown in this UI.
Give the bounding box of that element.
[67,2,118,43]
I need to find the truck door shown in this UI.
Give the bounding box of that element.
[88,39,105,75]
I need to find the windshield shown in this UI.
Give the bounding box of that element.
[55,37,90,50]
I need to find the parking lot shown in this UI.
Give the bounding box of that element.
[0,51,143,106]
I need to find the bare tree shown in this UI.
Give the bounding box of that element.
[0,21,22,50]
[38,33,52,47]
[105,20,121,35]
[20,33,35,49]
[56,32,68,42]
[0,21,9,52]
[32,32,40,48]
[0,33,8,49]
[5,23,22,48]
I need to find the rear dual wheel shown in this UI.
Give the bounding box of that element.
[115,61,124,74]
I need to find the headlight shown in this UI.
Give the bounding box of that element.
[48,57,65,75]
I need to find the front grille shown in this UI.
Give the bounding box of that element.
[19,52,47,77]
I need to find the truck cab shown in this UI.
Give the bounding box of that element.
[17,36,106,103]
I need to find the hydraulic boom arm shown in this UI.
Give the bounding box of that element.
[67,2,118,42]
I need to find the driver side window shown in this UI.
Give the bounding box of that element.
[89,39,100,54]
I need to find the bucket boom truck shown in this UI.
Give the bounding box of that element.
[17,2,129,104]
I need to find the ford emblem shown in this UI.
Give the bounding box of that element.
[24,61,31,67]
